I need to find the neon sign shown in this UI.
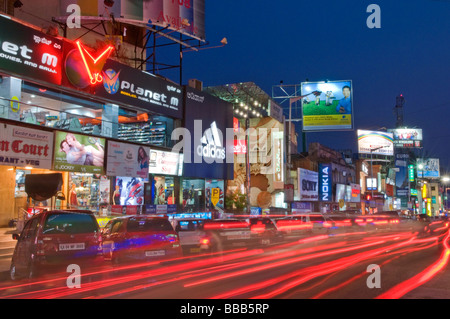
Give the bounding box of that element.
[75,41,113,85]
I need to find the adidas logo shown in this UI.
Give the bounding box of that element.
[197,121,226,160]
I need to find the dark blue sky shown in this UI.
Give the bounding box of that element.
[180,0,450,172]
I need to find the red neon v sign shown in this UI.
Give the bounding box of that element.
[76,40,114,85]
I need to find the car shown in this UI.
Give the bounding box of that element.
[101,215,182,263]
[247,217,283,245]
[10,209,102,280]
[198,219,257,252]
[274,216,313,238]
[173,218,207,255]
[327,215,356,233]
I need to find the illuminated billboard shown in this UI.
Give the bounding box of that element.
[417,158,440,179]
[357,130,394,156]
[300,80,353,132]
[388,128,423,148]
[53,131,105,174]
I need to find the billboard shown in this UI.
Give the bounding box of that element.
[114,176,146,206]
[183,86,234,180]
[417,158,440,178]
[148,149,183,176]
[300,80,353,132]
[60,0,205,41]
[106,141,150,178]
[388,128,423,148]
[53,131,105,174]
[0,15,63,85]
[357,130,394,156]
[0,124,53,169]
[298,168,318,201]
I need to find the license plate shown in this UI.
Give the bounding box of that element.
[145,250,165,257]
[59,243,85,251]
[190,247,201,253]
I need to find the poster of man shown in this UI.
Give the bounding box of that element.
[301,80,353,132]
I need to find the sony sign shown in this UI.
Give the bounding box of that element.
[319,163,332,202]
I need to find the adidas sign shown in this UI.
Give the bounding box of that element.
[197,121,226,160]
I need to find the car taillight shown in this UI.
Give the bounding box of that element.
[167,234,180,248]
[36,239,45,256]
[200,238,210,245]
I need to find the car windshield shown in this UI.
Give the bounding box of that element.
[127,218,174,232]
[43,213,98,234]
[176,220,204,231]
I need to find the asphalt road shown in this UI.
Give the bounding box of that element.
[1,221,449,300]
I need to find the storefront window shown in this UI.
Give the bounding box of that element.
[182,179,205,212]
[114,176,146,206]
[69,173,107,211]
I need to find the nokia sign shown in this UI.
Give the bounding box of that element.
[0,15,63,85]
[319,163,332,202]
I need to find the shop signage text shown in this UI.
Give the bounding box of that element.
[319,163,332,202]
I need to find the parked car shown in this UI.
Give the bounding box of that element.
[10,210,102,280]
[173,219,207,255]
[101,215,182,263]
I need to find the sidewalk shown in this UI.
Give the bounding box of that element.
[0,227,17,280]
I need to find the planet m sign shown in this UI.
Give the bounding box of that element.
[319,163,332,202]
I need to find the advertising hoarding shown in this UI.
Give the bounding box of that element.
[298,168,318,201]
[388,128,423,148]
[53,131,105,174]
[106,141,150,178]
[0,15,63,85]
[357,130,394,156]
[148,149,183,176]
[0,124,53,169]
[114,176,146,206]
[183,86,233,180]
[350,183,361,203]
[60,0,205,41]
[300,80,353,132]
[417,158,440,178]
[319,163,332,202]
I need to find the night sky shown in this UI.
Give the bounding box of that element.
[180,0,450,173]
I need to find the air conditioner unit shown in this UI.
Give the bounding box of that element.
[188,79,203,91]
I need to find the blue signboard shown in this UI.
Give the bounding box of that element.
[319,163,332,202]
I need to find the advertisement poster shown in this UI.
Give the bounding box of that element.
[335,184,347,211]
[300,80,353,132]
[114,176,146,206]
[183,86,234,180]
[205,179,224,210]
[350,183,361,203]
[388,128,423,148]
[53,131,105,174]
[319,163,332,202]
[417,158,440,178]
[0,15,63,85]
[148,149,183,176]
[106,141,150,178]
[60,0,206,41]
[0,124,53,169]
[357,130,394,156]
[298,168,319,201]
